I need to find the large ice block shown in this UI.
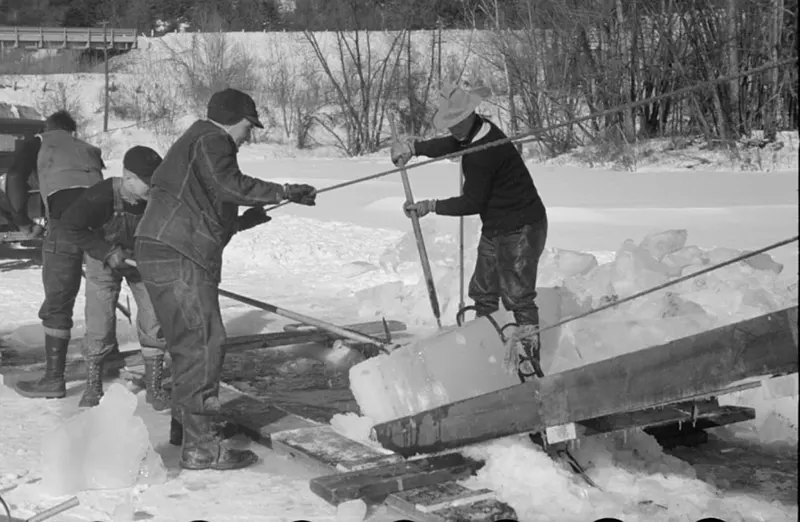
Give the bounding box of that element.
[41,383,166,496]
[349,287,564,424]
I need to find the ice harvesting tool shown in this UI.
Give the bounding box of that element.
[389,113,442,329]
[216,288,395,353]
[124,259,395,353]
[457,165,465,312]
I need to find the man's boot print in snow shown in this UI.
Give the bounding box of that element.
[14,334,68,399]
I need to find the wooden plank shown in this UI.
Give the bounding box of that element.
[271,425,401,474]
[385,482,497,519]
[425,498,518,522]
[373,306,798,457]
[575,400,756,440]
[309,453,484,505]
[217,386,318,446]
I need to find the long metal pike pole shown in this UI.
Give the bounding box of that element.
[458,165,465,312]
[123,267,394,353]
[389,114,442,328]
[217,288,393,353]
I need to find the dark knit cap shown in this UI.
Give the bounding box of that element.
[207,88,264,129]
[123,146,162,184]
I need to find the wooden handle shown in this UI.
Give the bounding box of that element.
[26,497,79,522]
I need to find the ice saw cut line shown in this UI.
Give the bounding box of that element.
[389,112,442,329]
[123,259,396,352]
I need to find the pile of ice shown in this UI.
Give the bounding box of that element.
[359,227,797,354]
[339,227,798,443]
[40,383,166,496]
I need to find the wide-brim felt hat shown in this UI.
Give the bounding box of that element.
[432,85,492,130]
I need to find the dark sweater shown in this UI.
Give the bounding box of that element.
[6,136,86,220]
[59,178,145,260]
[413,118,546,234]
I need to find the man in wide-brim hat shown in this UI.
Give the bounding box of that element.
[391,84,549,381]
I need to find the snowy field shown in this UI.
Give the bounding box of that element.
[0,44,798,522]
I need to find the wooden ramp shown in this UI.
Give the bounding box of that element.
[372,306,798,456]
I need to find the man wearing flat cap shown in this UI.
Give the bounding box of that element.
[134,88,317,471]
[56,145,170,410]
[391,84,549,383]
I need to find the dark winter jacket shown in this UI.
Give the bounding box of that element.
[134,120,286,281]
[6,135,87,222]
[413,117,546,235]
[59,177,145,261]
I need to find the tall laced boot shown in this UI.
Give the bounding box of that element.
[13,335,68,399]
[78,357,104,407]
[143,353,170,412]
[179,411,258,471]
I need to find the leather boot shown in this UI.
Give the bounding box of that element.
[178,411,258,471]
[78,357,104,407]
[143,353,170,412]
[14,335,68,399]
[170,416,241,446]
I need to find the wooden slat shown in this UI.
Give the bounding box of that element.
[373,306,798,457]
[385,482,498,520]
[216,386,318,445]
[309,453,484,505]
[578,401,756,438]
[271,425,401,475]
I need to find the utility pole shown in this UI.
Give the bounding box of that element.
[101,21,110,132]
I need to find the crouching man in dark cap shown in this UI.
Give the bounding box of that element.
[58,146,170,409]
[134,88,317,471]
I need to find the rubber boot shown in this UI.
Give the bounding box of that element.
[178,412,258,471]
[13,335,68,399]
[143,353,170,412]
[78,357,104,407]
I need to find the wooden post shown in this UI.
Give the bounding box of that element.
[102,22,109,132]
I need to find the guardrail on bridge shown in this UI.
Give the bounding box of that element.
[0,26,137,51]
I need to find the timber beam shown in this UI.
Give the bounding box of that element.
[373,306,798,456]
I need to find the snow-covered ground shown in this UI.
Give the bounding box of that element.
[1,53,798,522]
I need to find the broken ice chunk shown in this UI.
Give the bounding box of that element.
[41,383,166,496]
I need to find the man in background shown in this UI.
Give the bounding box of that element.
[59,146,170,410]
[11,110,106,399]
[135,88,317,471]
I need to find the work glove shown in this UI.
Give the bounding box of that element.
[283,184,317,206]
[403,199,436,219]
[105,245,139,277]
[236,207,272,233]
[391,139,415,167]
